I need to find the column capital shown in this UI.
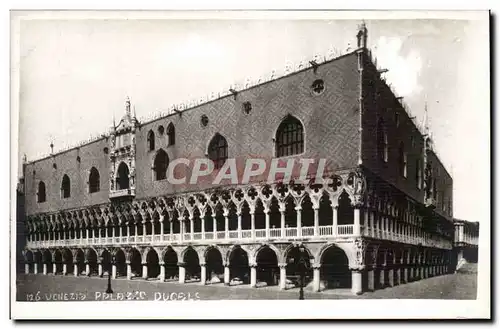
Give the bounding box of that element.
[249,263,257,268]
[312,263,321,270]
[349,265,365,272]
[278,263,287,269]
[141,262,148,266]
[199,262,206,267]
[177,262,186,267]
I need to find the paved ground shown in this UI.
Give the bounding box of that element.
[16,271,477,301]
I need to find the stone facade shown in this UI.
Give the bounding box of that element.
[21,24,455,295]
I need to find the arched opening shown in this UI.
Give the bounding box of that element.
[54,250,63,274]
[319,193,333,226]
[163,247,178,281]
[75,249,85,275]
[101,249,112,275]
[129,248,142,278]
[301,195,314,229]
[147,130,155,151]
[205,247,223,284]
[229,247,249,284]
[337,191,354,225]
[25,250,34,273]
[63,248,73,275]
[167,123,175,146]
[256,246,279,286]
[87,249,98,276]
[89,167,100,193]
[208,133,228,170]
[37,181,46,203]
[285,197,297,228]
[183,248,200,282]
[61,174,71,199]
[146,249,160,279]
[153,149,169,181]
[269,197,280,231]
[43,249,53,274]
[275,115,304,157]
[386,249,394,286]
[320,245,351,290]
[34,251,43,274]
[116,162,130,190]
[254,199,266,230]
[285,246,312,289]
[115,249,126,278]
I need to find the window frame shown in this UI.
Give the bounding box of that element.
[207,134,228,170]
[275,115,305,158]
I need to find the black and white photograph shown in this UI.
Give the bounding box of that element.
[10,9,490,320]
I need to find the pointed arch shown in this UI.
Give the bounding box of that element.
[89,167,100,193]
[116,162,130,190]
[153,149,169,181]
[398,142,407,178]
[61,174,70,199]
[37,181,46,203]
[167,122,175,146]
[275,115,304,157]
[207,133,228,170]
[147,130,155,151]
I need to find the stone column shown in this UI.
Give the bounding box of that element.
[388,265,394,287]
[265,209,270,238]
[279,263,287,290]
[312,264,321,292]
[313,207,319,236]
[368,265,376,291]
[212,215,217,236]
[251,211,256,240]
[237,212,242,238]
[201,216,205,240]
[160,219,164,241]
[98,263,103,277]
[296,206,302,238]
[200,263,207,285]
[353,208,361,236]
[126,262,132,280]
[280,210,285,238]
[43,263,47,275]
[63,263,67,275]
[179,220,184,243]
[332,206,338,236]
[24,263,29,274]
[178,263,186,284]
[85,262,90,276]
[34,263,38,274]
[142,263,148,280]
[74,263,78,277]
[159,262,165,281]
[112,263,117,279]
[190,217,194,240]
[224,264,230,286]
[379,265,386,288]
[351,268,363,295]
[250,264,257,288]
[52,263,57,274]
[170,221,174,241]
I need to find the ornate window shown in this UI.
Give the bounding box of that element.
[311,79,325,95]
[116,162,130,190]
[416,159,422,189]
[147,130,155,151]
[37,181,46,203]
[167,123,175,146]
[208,134,228,170]
[158,125,165,135]
[61,174,70,199]
[201,115,209,127]
[153,149,169,181]
[399,142,407,178]
[89,167,100,193]
[275,115,304,157]
[377,118,388,162]
[243,101,252,114]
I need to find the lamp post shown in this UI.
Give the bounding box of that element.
[288,246,308,300]
[105,256,114,294]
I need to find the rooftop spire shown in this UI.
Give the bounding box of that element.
[125,96,131,117]
[356,20,368,48]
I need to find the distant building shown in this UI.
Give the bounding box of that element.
[21,24,455,295]
[453,219,479,270]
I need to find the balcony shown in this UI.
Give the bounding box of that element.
[109,188,136,199]
[25,223,453,250]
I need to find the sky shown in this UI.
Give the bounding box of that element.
[14,12,490,223]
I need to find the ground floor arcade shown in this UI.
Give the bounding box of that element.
[23,239,453,295]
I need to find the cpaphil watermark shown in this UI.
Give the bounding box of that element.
[166,156,329,187]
